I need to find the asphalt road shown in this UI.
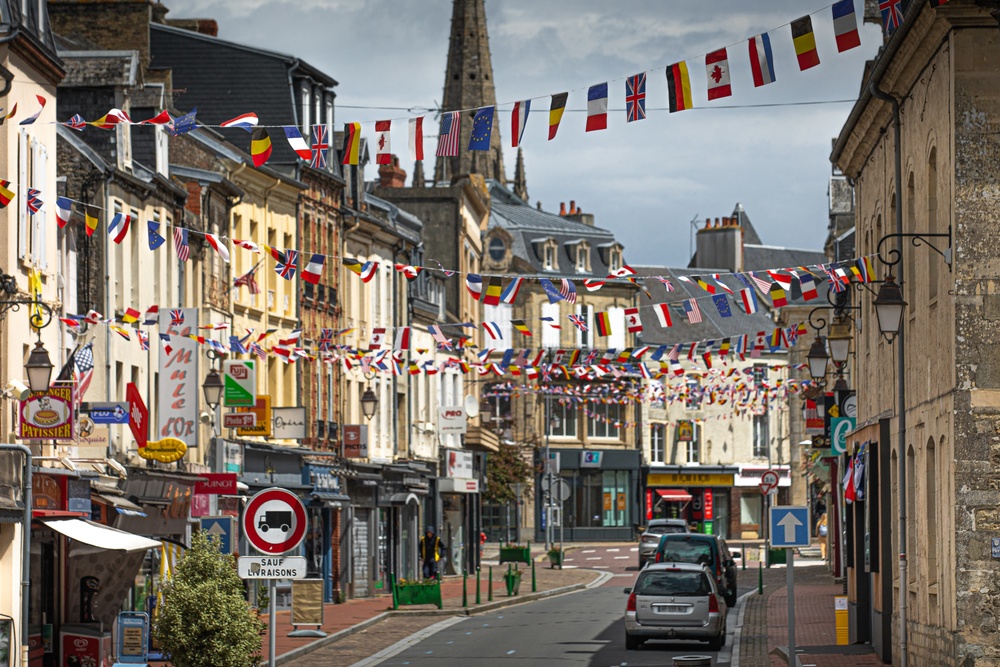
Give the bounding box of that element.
[358,544,755,667]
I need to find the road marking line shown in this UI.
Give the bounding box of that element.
[614,556,629,560]
[582,549,596,553]
[607,548,620,552]
[586,557,602,560]
[629,548,638,552]
[348,616,468,667]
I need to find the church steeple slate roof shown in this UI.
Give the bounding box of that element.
[433,0,507,186]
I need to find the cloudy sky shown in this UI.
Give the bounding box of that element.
[164,0,882,268]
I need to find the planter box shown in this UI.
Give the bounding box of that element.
[392,579,443,609]
[499,545,531,564]
[548,553,562,568]
[503,571,522,597]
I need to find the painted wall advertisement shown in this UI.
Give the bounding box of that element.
[157,308,199,443]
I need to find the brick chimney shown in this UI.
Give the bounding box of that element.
[559,202,567,215]
[694,212,744,272]
[564,200,595,226]
[378,155,407,189]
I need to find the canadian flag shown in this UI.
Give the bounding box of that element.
[624,307,643,333]
[706,48,732,100]
[375,120,391,165]
[368,327,386,351]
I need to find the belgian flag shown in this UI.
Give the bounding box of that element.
[791,16,821,71]
[250,128,272,168]
[0,180,14,208]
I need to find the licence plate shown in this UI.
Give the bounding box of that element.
[655,604,689,614]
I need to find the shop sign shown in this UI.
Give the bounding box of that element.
[64,477,91,515]
[223,440,243,474]
[445,449,473,478]
[223,359,256,407]
[19,387,73,440]
[603,492,612,511]
[223,412,256,429]
[647,473,734,487]
[805,398,824,434]
[87,402,129,425]
[127,382,148,449]
[157,307,199,441]
[116,611,149,663]
[704,490,714,520]
[581,451,603,468]
[438,405,467,435]
[137,438,187,463]
[831,417,856,456]
[677,420,695,442]
[343,424,368,458]
[237,396,272,437]
[438,477,479,493]
[616,493,626,512]
[307,467,342,494]
[195,473,238,495]
[272,407,307,439]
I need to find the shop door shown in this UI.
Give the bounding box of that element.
[352,510,369,598]
[714,492,730,540]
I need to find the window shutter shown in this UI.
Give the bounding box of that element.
[17,130,28,261]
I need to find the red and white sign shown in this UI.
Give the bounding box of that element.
[242,488,307,555]
[195,473,238,496]
[127,382,148,449]
[223,412,257,429]
[759,470,780,496]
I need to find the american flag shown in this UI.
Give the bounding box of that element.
[173,228,190,261]
[250,342,268,360]
[436,111,462,157]
[72,342,95,402]
[26,188,43,214]
[568,314,588,332]
[310,124,329,169]
[170,309,184,326]
[559,279,577,304]
[234,263,262,294]
[683,299,703,324]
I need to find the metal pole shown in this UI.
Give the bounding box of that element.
[787,549,796,667]
[559,500,564,569]
[268,578,276,667]
[475,567,481,604]
[488,566,493,602]
[545,393,552,552]
[1,444,32,667]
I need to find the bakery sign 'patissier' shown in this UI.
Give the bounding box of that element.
[19,386,74,440]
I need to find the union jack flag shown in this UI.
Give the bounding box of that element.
[319,328,334,351]
[137,330,149,352]
[879,0,906,33]
[170,309,184,326]
[310,124,329,169]
[625,72,647,123]
[26,188,43,214]
[275,249,298,280]
[568,314,588,332]
[64,114,87,131]
[656,276,675,292]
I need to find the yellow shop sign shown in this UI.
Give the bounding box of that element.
[138,437,188,463]
[647,473,734,487]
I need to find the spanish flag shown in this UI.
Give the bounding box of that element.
[250,128,272,167]
[342,122,361,165]
[548,92,568,141]
[85,208,99,237]
[595,311,612,337]
[0,180,14,208]
[791,16,821,71]
[666,61,692,112]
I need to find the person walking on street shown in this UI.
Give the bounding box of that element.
[420,526,443,580]
[817,512,829,560]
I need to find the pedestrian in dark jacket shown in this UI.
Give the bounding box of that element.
[419,527,443,579]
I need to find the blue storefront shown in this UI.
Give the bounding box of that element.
[302,463,350,603]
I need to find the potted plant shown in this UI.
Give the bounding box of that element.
[547,547,563,568]
[503,566,522,596]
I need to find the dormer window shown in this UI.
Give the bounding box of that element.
[544,245,555,270]
[609,247,622,273]
[575,243,591,273]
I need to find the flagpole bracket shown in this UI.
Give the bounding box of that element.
[876,227,952,271]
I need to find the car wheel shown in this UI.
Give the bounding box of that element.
[625,634,640,650]
[707,633,723,651]
[726,592,737,607]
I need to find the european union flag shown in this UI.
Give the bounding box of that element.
[468,105,494,151]
[167,107,197,136]
[147,220,166,250]
[713,294,733,318]
[540,279,565,304]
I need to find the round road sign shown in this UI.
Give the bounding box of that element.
[761,470,780,489]
[243,488,307,555]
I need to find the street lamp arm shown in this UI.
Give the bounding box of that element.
[0,298,55,329]
[876,227,952,270]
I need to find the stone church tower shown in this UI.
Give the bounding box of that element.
[433,0,507,186]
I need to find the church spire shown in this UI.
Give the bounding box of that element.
[433,0,506,186]
[513,148,528,202]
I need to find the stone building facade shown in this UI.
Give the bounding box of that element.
[831,2,1000,664]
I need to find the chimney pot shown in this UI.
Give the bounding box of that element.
[705,218,711,229]
[559,202,567,215]
[569,200,577,214]
[715,217,720,227]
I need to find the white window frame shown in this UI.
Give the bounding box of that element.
[541,302,560,349]
[650,423,666,463]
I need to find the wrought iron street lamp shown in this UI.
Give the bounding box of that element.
[24,340,53,393]
[872,275,906,342]
[807,336,830,380]
[361,386,378,420]
[202,369,224,411]
[827,317,853,365]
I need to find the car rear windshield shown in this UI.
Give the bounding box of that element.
[635,571,711,596]
[659,540,714,566]
[648,525,686,535]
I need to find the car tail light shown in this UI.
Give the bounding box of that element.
[708,593,719,613]
[655,551,661,563]
[627,591,637,612]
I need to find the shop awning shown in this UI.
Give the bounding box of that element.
[42,518,161,552]
[655,489,693,502]
[93,493,147,517]
[310,491,351,507]
[389,493,420,506]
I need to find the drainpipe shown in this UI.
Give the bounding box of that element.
[870,80,906,667]
[1,444,32,667]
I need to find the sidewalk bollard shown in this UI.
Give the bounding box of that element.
[531,560,537,592]
[462,570,468,608]
[758,560,763,595]
[476,567,481,605]
[742,545,746,571]
[488,566,493,602]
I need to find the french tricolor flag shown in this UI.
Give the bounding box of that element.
[511,100,530,147]
[482,321,503,341]
[301,254,325,285]
[739,287,759,314]
[55,197,72,228]
[585,83,608,132]
[283,126,313,161]
[220,112,258,132]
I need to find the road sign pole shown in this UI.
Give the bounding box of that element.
[268,578,276,667]
[787,548,796,666]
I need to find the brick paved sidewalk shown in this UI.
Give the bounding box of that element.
[738,561,885,667]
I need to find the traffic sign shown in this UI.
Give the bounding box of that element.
[88,402,130,424]
[237,556,307,579]
[200,516,236,554]
[769,505,811,548]
[243,488,307,555]
[759,470,780,496]
[224,360,257,407]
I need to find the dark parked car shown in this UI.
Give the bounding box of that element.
[638,518,689,568]
[654,533,738,606]
[624,562,728,650]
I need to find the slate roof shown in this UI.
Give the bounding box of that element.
[0,0,60,61]
[366,194,423,246]
[58,50,137,87]
[149,22,336,169]
[631,266,777,346]
[487,181,621,277]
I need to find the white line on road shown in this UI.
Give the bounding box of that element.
[582,549,596,553]
[613,556,629,560]
[629,548,638,552]
[348,617,468,667]
[586,557,602,560]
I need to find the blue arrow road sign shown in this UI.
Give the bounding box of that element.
[769,505,811,548]
[200,516,236,554]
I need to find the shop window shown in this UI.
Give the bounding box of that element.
[587,401,621,439]
[650,423,666,463]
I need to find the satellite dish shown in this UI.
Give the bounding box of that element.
[463,394,479,418]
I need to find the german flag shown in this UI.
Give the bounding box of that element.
[595,311,612,337]
[85,208,99,237]
[548,92,568,141]
[482,276,503,306]
[666,61,692,112]
[342,122,361,165]
[0,180,14,208]
[512,319,532,336]
[791,16,821,71]
[250,128,272,167]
